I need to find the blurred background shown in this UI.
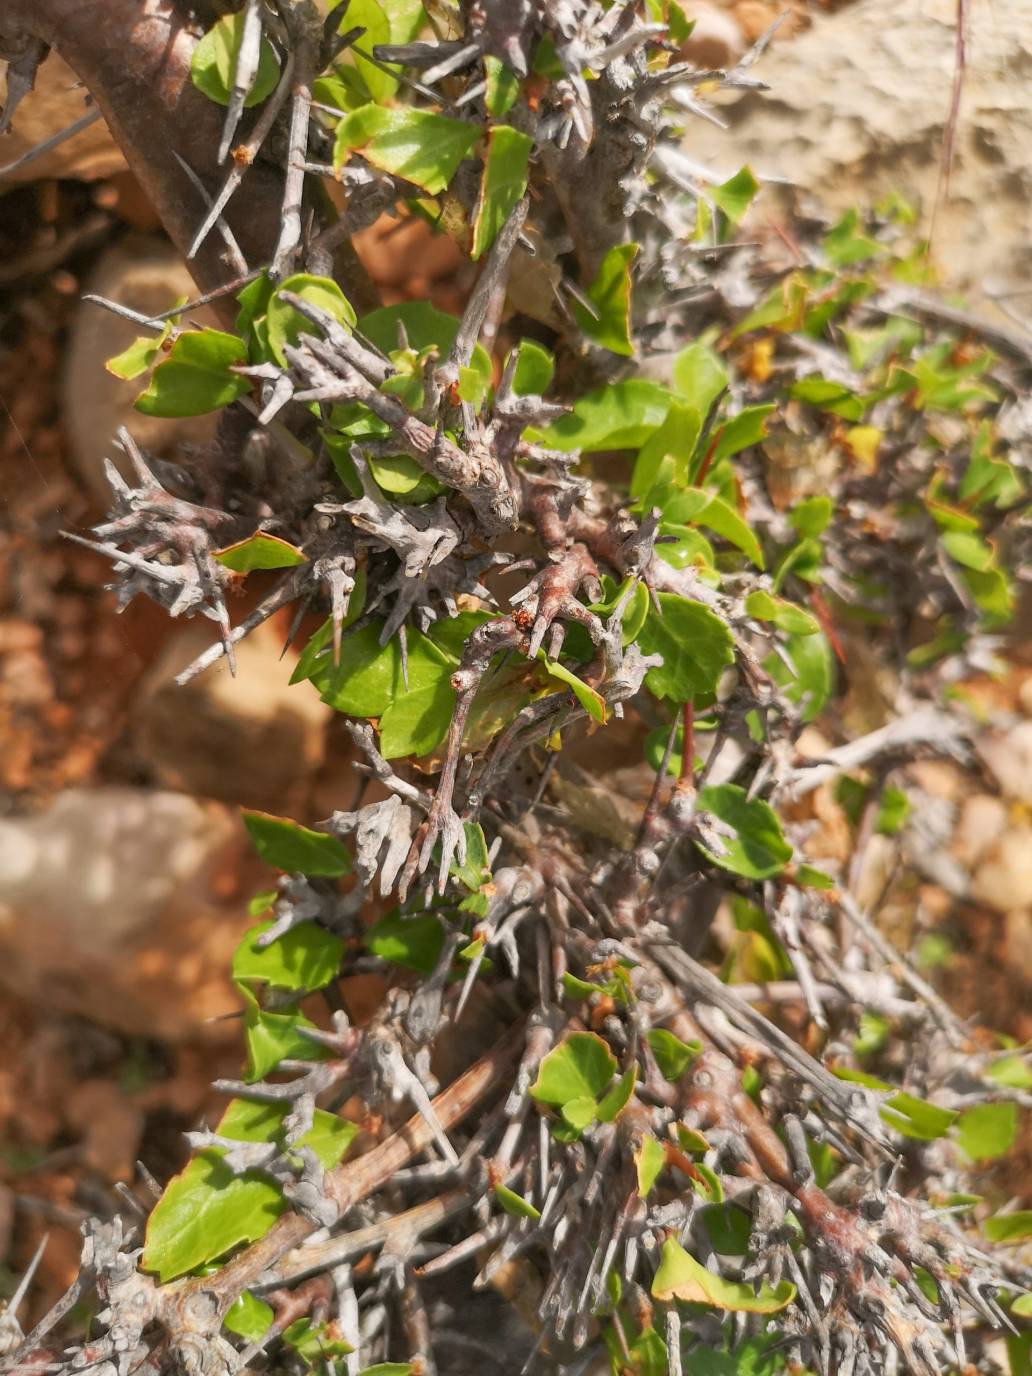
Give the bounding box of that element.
[1,0,1030,1325]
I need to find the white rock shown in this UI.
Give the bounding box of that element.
[132,618,331,811]
[977,721,1032,805]
[0,788,247,1037]
[971,829,1032,914]
[953,794,1008,869]
[62,238,219,502]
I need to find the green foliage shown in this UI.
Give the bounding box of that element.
[142,1100,355,1281]
[243,811,351,876]
[652,1238,795,1312]
[572,243,639,356]
[646,1027,702,1081]
[955,1101,1019,1161]
[334,105,478,193]
[191,11,280,107]
[213,531,308,572]
[695,785,792,879]
[472,125,532,260]
[134,329,249,417]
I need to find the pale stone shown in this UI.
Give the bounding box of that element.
[971,829,1032,914]
[952,794,1008,869]
[131,618,331,811]
[977,721,1032,805]
[0,788,248,1038]
[688,0,1032,322]
[674,2,746,68]
[62,238,219,503]
[0,54,125,184]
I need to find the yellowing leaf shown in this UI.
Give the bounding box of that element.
[651,1238,795,1312]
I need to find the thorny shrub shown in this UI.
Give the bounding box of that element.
[0,2,1031,1375]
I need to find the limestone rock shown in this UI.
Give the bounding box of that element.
[688,0,1032,319]
[0,788,248,1039]
[674,3,746,68]
[62,237,219,503]
[952,793,1008,869]
[977,721,1032,805]
[0,54,125,183]
[131,618,331,811]
[971,828,1032,914]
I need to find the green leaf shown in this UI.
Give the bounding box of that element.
[711,166,760,225]
[572,243,638,356]
[232,921,343,993]
[561,1096,598,1130]
[494,1184,541,1219]
[334,104,478,194]
[364,909,445,975]
[631,400,702,500]
[789,495,833,537]
[135,329,249,417]
[243,811,352,877]
[509,340,555,396]
[794,863,836,889]
[142,1100,355,1281]
[527,379,672,453]
[941,528,996,572]
[790,376,866,421]
[956,1101,1018,1161]
[635,1135,666,1198]
[213,531,308,572]
[822,209,885,268]
[637,593,735,703]
[651,1238,795,1312]
[831,1068,959,1140]
[484,55,520,115]
[191,12,280,108]
[710,404,775,467]
[310,621,400,716]
[695,784,792,879]
[875,786,910,836]
[358,301,492,393]
[283,1318,353,1363]
[987,1056,1032,1092]
[106,320,173,380]
[671,341,727,419]
[472,124,532,260]
[239,986,326,1082]
[646,1028,701,1081]
[224,1292,274,1342]
[540,656,607,724]
[377,632,458,759]
[765,630,835,721]
[529,1032,617,1107]
[357,1366,415,1376]
[450,822,491,891]
[663,488,764,568]
[267,274,357,366]
[984,1211,1032,1243]
[596,1065,637,1123]
[745,590,819,635]
[1013,1293,1032,1319]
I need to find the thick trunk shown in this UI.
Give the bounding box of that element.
[3,0,283,312]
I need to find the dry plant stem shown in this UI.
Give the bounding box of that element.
[187,1024,523,1311]
[0,0,284,318]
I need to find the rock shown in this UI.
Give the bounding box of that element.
[0,788,249,1038]
[971,828,1032,914]
[131,618,331,811]
[977,721,1032,804]
[1019,676,1032,717]
[62,237,219,503]
[952,793,1008,869]
[674,3,746,68]
[0,54,125,183]
[689,0,1032,319]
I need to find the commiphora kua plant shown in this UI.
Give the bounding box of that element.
[1,2,1031,1374]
